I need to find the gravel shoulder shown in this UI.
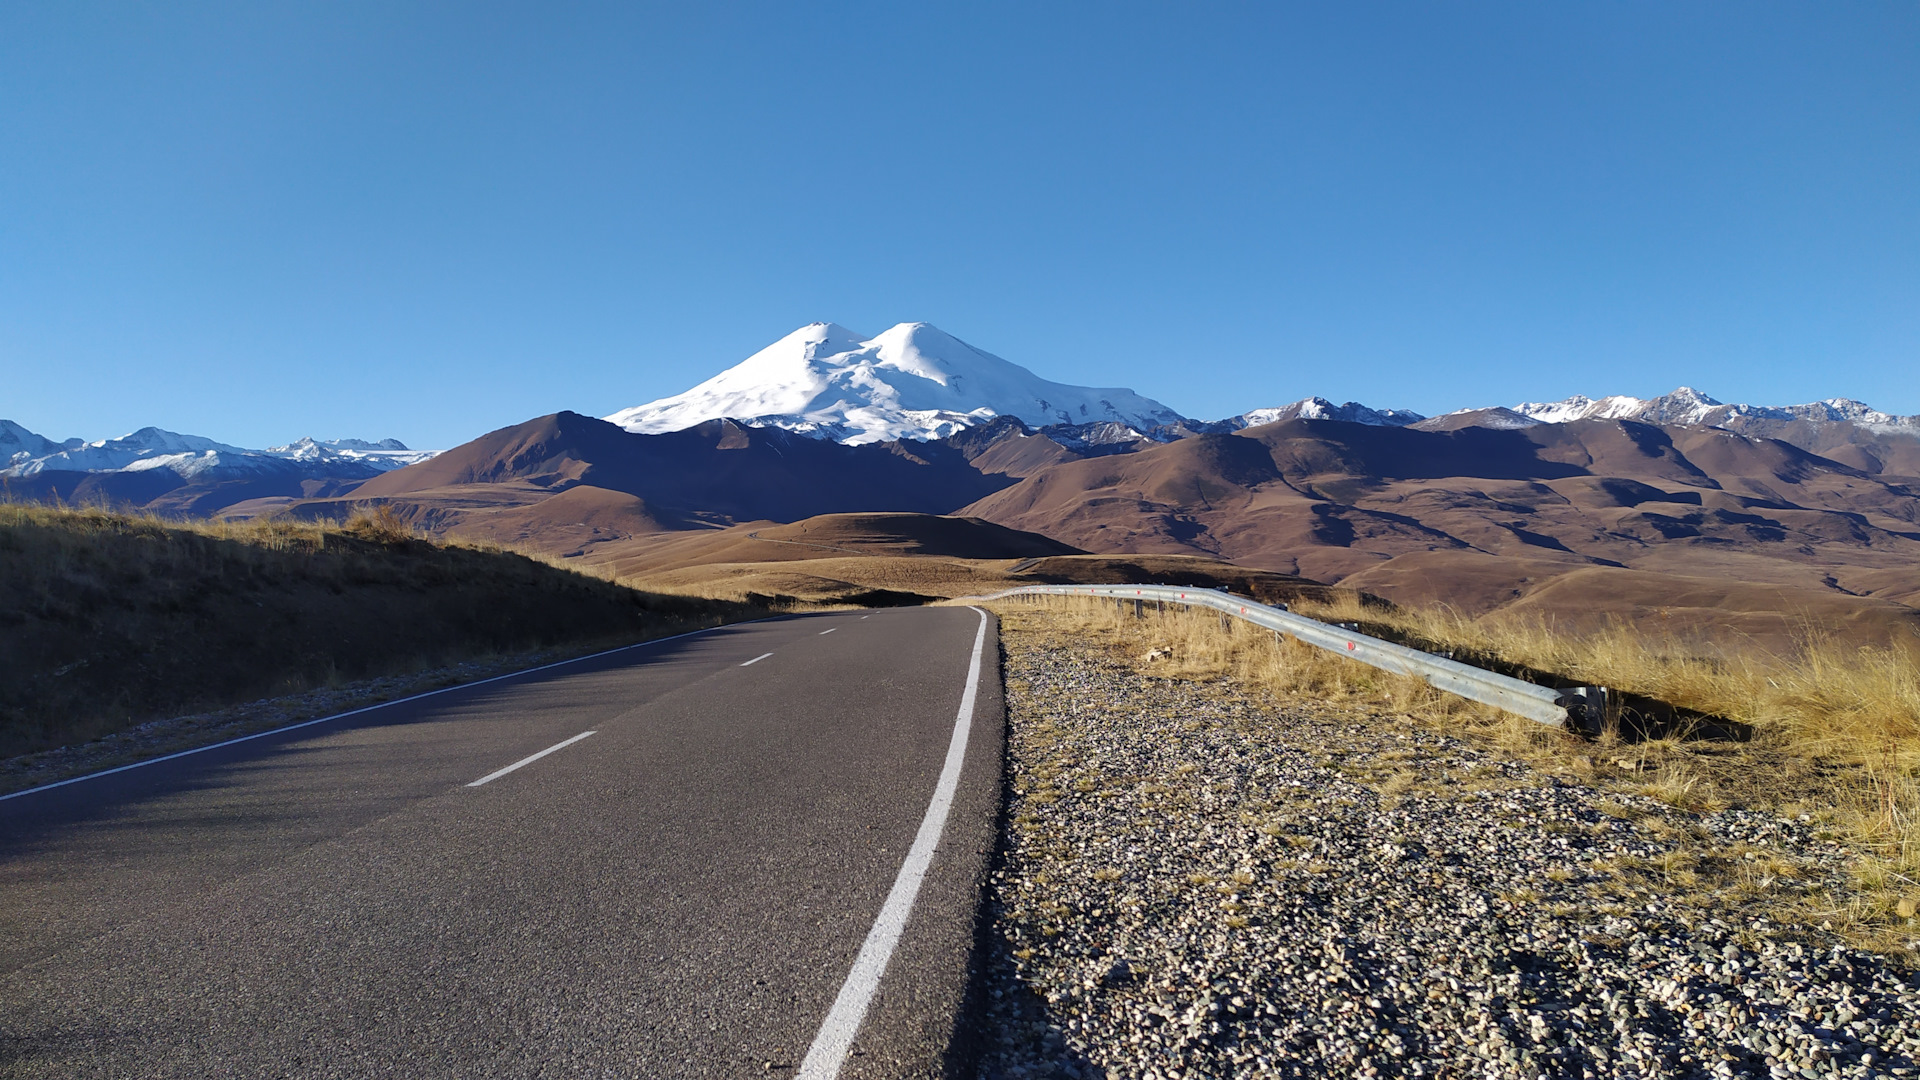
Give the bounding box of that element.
[973,605,1920,1080]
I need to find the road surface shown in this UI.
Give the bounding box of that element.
[0,606,1003,1079]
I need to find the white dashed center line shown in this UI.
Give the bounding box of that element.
[819,627,837,635]
[466,730,597,788]
[741,652,773,667]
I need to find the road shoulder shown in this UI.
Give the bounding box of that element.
[972,604,1920,1079]
[836,608,1008,1080]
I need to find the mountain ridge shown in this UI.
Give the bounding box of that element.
[13,321,1915,486]
[2,423,435,480]
[600,322,1919,477]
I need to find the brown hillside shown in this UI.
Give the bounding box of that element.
[539,510,1338,611]
[432,485,682,556]
[249,412,1032,555]
[349,411,1018,523]
[593,548,1348,612]
[746,512,1083,559]
[198,409,1917,655]
[960,418,1920,653]
[569,512,1080,577]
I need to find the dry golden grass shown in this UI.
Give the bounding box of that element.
[992,592,1920,955]
[1281,592,1920,914]
[0,502,779,761]
[340,503,417,545]
[995,593,1505,723]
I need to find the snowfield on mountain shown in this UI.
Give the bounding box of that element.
[603,321,1186,444]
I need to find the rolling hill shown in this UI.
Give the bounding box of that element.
[955,417,1920,650]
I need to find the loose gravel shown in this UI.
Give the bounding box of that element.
[973,627,1920,1079]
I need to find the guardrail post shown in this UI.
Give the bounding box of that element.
[1217,611,1230,632]
[1556,686,1609,737]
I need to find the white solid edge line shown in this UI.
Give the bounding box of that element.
[741,652,774,667]
[465,730,597,787]
[819,627,837,635]
[0,619,776,804]
[796,606,990,1080]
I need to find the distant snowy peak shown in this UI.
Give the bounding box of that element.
[1238,398,1426,430]
[1,419,83,466]
[0,422,437,479]
[1511,388,1920,433]
[16,427,258,476]
[1230,388,1919,438]
[606,321,1186,445]
[1702,397,1920,434]
[1513,387,1725,426]
[1421,407,1544,432]
[1230,387,1919,439]
[263,436,436,470]
[273,436,413,453]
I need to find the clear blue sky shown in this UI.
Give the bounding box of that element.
[3,2,1915,449]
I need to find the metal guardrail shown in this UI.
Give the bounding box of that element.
[979,583,1606,731]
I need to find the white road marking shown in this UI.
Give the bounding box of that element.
[741,652,773,666]
[818,627,837,635]
[797,607,990,1080]
[0,621,770,804]
[466,730,597,787]
[860,615,870,620]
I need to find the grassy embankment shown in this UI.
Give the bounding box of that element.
[0,503,778,774]
[998,592,1920,956]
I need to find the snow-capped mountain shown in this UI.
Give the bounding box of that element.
[1410,407,1544,432]
[8,427,257,476]
[606,322,1186,445]
[1510,387,1920,434]
[1237,398,1426,429]
[1226,387,1917,441]
[1,419,84,465]
[263,437,436,471]
[1,424,437,480]
[1514,387,1730,427]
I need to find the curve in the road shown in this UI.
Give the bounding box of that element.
[0,605,1004,1079]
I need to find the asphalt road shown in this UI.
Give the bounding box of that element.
[0,605,1004,1079]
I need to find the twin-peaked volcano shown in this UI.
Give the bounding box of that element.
[603,322,1185,445]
